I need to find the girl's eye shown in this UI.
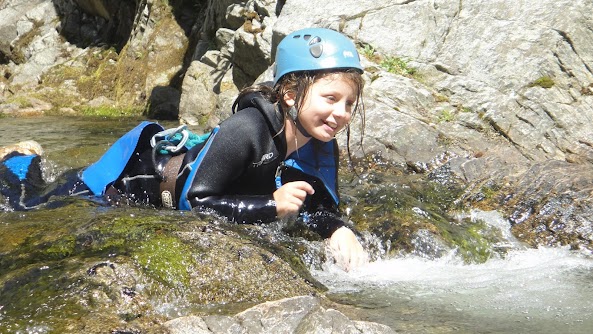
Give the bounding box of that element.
[325,95,337,102]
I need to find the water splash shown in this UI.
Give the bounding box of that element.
[314,212,593,333]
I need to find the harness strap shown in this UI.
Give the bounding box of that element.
[160,153,185,209]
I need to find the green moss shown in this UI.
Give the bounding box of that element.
[443,220,497,263]
[339,157,503,262]
[0,263,93,333]
[42,63,85,84]
[0,209,183,276]
[437,109,455,123]
[6,96,34,108]
[436,132,454,146]
[343,172,464,255]
[359,44,379,61]
[45,236,76,259]
[357,44,420,79]
[80,105,144,117]
[134,234,194,288]
[528,76,555,88]
[11,20,43,64]
[453,104,473,113]
[84,215,178,254]
[380,56,417,77]
[433,93,450,103]
[480,184,500,200]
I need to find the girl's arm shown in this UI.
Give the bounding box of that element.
[182,108,280,223]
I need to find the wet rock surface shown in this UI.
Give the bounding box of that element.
[0,204,330,332]
[501,160,593,250]
[164,296,395,334]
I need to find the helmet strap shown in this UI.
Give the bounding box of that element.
[289,106,312,138]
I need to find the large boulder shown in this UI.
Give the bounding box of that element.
[275,0,593,168]
[0,0,188,114]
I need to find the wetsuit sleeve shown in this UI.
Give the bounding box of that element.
[191,195,277,224]
[304,211,346,239]
[183,109,278,224]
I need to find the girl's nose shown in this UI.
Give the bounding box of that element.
[332,102,350,121]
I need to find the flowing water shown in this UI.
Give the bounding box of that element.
[315,211,593,334]
[2,116,593,333]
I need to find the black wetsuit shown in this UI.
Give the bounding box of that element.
[1,94,346,237]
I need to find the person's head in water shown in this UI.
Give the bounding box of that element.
[273,27,365,142]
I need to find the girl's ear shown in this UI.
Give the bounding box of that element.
[281,91,299,121]
[282,91,296,108]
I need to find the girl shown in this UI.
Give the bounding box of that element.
[0,28,368,270]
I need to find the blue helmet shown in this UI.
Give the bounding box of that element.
[273,27,363,84]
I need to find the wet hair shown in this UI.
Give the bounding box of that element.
[232,69,366,157]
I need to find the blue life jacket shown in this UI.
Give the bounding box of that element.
[81,121,164,195]
[279,140,339,206]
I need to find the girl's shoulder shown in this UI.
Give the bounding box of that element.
[224,93,283,133]
[222,106,269,130]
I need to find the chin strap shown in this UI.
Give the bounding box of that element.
[288,106,312,138]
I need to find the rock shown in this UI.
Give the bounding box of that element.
[164,296,395,334]
[501,160,593,250]
[87,95,114,108]
[147,85,181,120]
[232,26,273,88]
[165,316,212,334]
[0,140,44,160]
[179,60,219,129]
[0,207,323,332]
[214,28,235,49]
[0,0,46,61]
[225,3,246,30]
[280,0,593,165]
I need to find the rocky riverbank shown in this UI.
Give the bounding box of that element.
[2,0,592,251]
[2,0,593,332]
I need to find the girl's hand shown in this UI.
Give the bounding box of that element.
[273,181,314,218]
[328,226,368,271]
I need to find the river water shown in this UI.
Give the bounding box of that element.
[316,212,593,334]
[2,116,593,333]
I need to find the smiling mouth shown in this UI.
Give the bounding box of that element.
[325,121,338,130]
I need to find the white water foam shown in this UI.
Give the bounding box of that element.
[313,211,593,333]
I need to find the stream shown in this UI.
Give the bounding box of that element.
[2,116,593,333]
[315,214,593,333]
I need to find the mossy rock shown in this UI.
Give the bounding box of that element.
[340,159,504,263]
[0,202,320,332]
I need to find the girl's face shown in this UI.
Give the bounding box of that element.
[286,73,358,142]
